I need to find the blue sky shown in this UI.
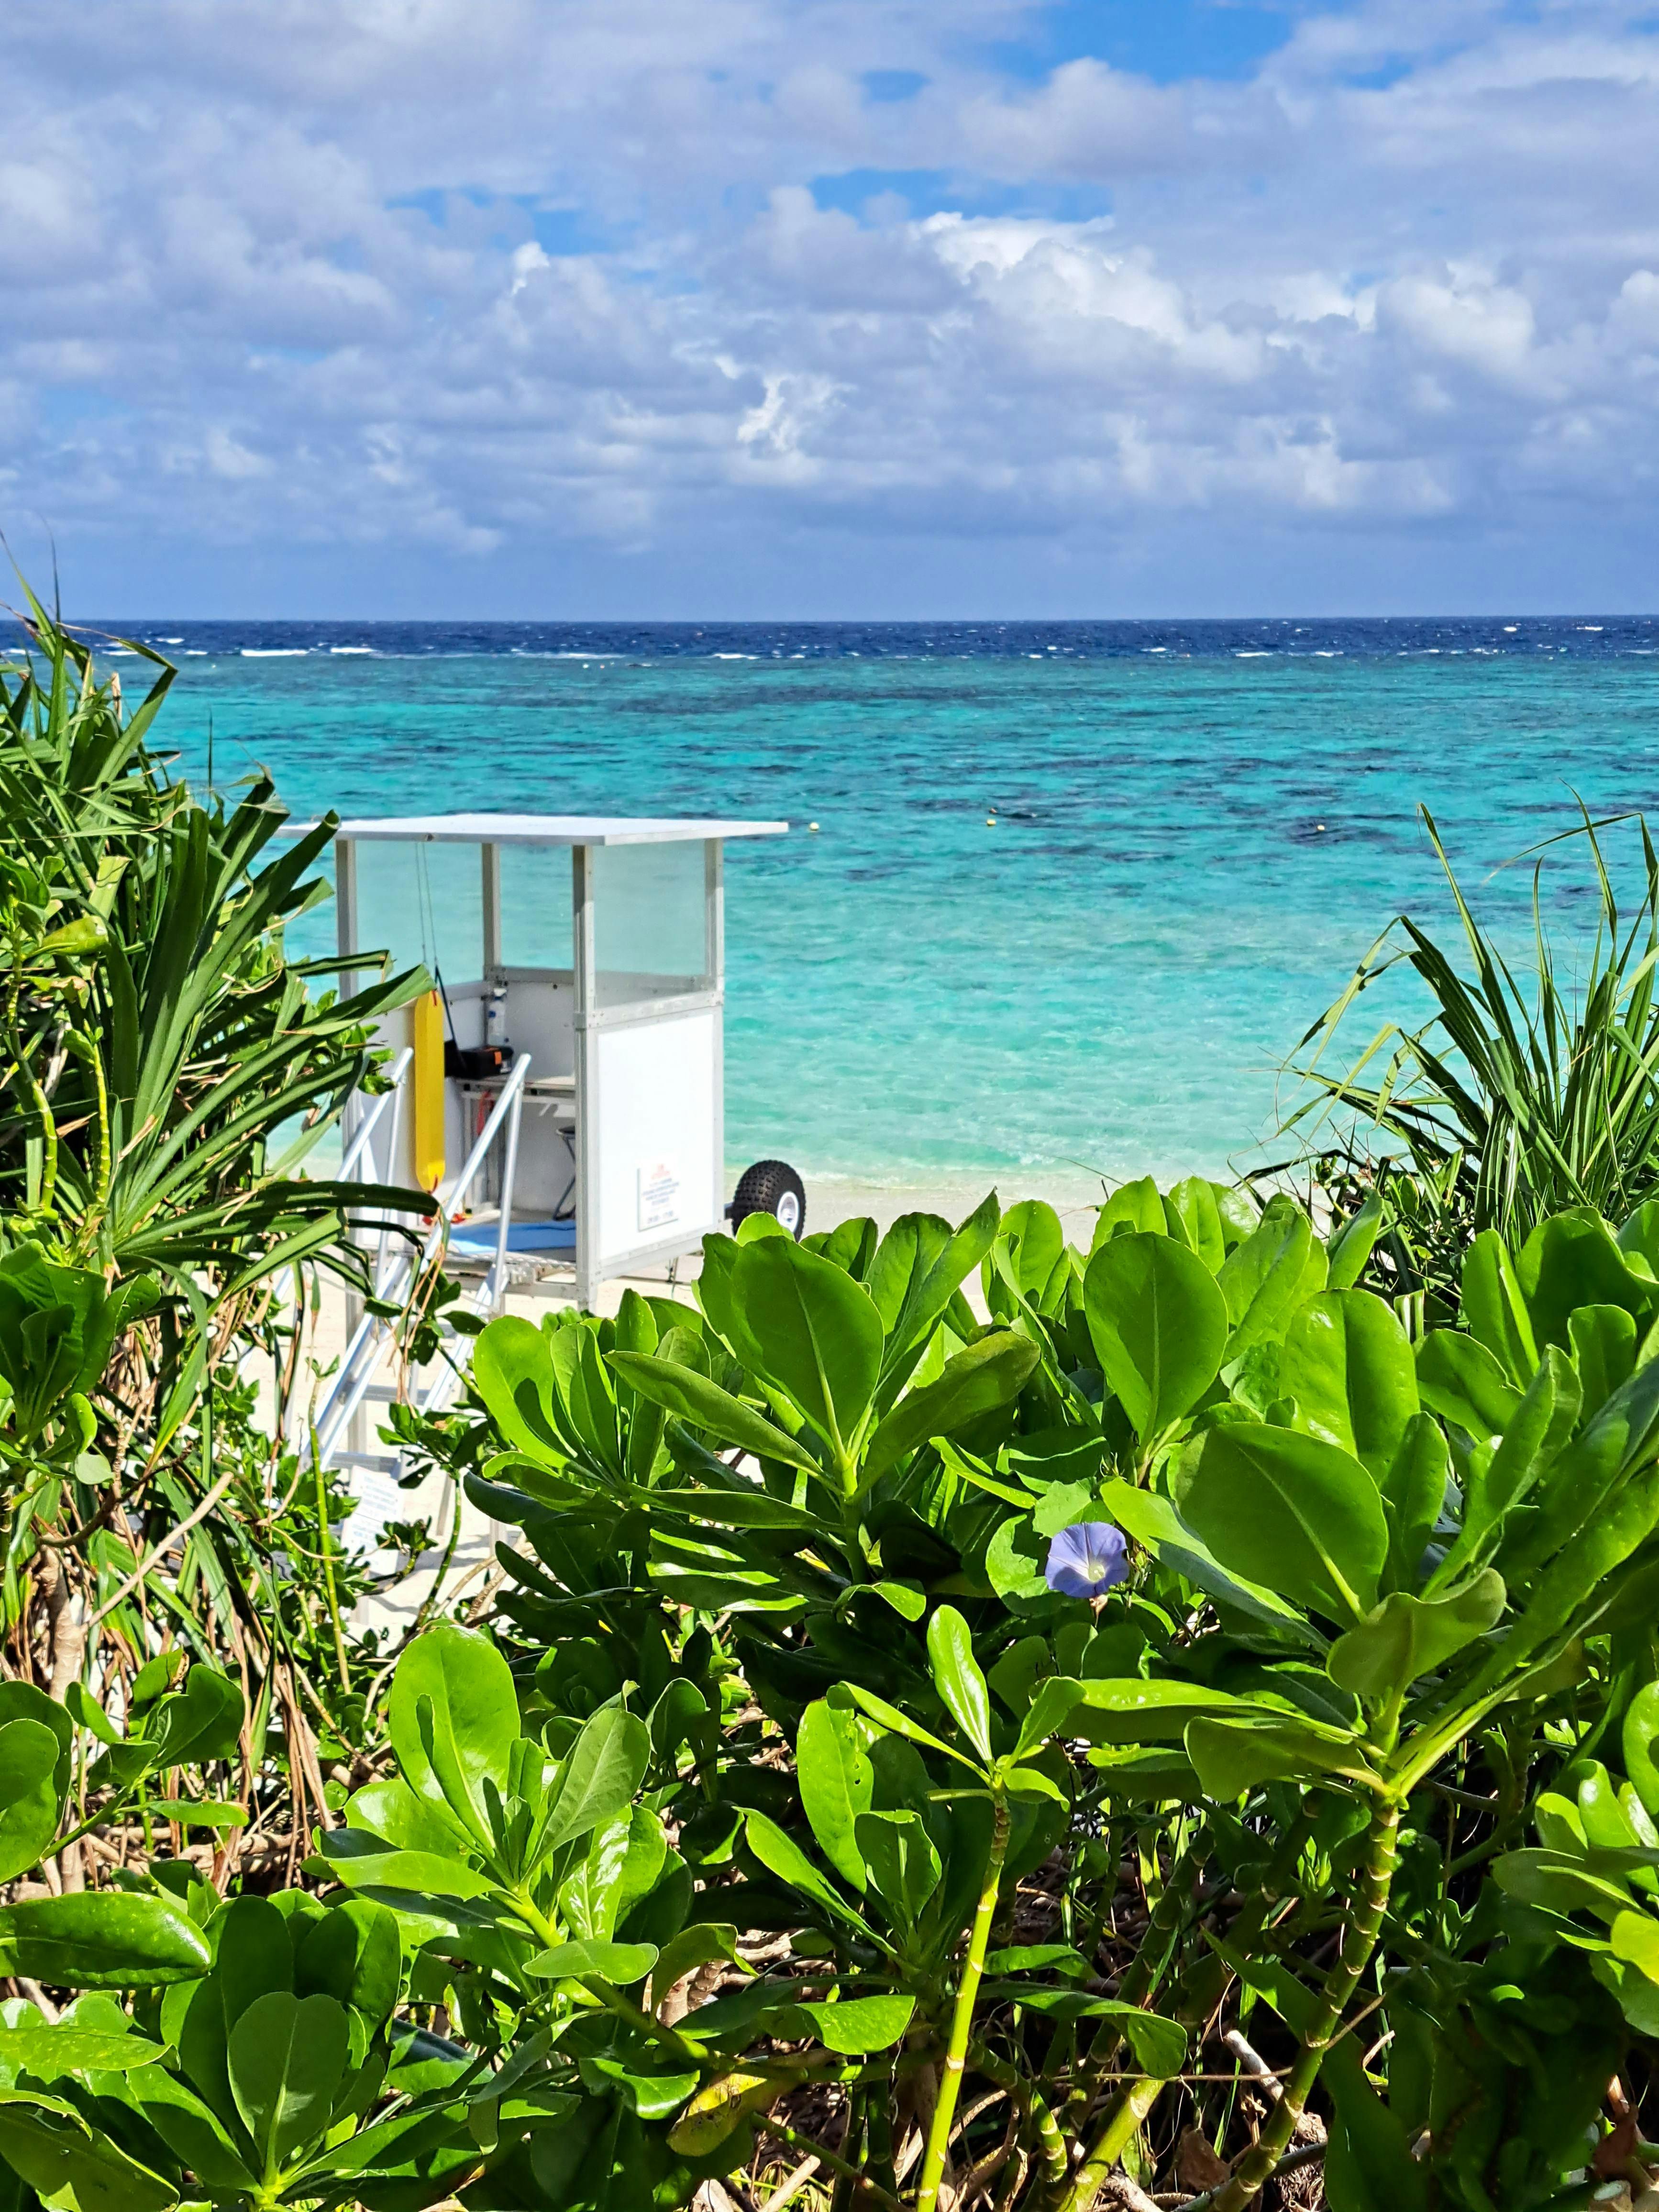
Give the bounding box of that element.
[3,0,1658,617]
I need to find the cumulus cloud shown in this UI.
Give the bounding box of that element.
[2,0,1658,609]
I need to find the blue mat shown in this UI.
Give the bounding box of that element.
[449,1219,575,1256]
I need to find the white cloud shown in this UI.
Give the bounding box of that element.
[2,0,1658,608]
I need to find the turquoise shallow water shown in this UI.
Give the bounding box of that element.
[129,617,1659,1189]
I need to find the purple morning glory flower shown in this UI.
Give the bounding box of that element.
[1045,1521,1129,1601]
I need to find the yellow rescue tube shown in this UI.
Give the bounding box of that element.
[410,990,446,1194]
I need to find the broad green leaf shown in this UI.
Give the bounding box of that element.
[526,1939,660,1983]
[1570,1304,1639,1417]
[345,1776,471,1856]
[742,1811,870,1933]
[1610,1911,1659,1984]
[387,1622,519,1847]
[845,1684,970,1767]
[1014,1675,1088,1759]
[228,1990,351,2173]
[1518,1212,1657,1353]
[1099,1478,1311,1633]
[1327,1571,1506,1699]
[1492,1849,1633,1923]
[607,1352,819,1475]
[862,1331,1039,1482]
[855,1812,940,1927]
[1175,1423,1388,1624]
[1460,1230,1538,1385]
[0,1719,63,1885]
[0,1894,210,1987]
[1624,1681,1659,1821]
[1416,1331,1521,1437]
[729,1237,884,1453]
[926,1606,993,1762]
[1498,1347,1659,1579]
[559,1805,664,1942]
[1434,1346,1578,1588]
[872,1194,1000,1370]
[0,2092,176,2212]
[0,1682,72,1792]
[1084,1233,1228,1443]
[466,1314,565,1461]
[791,1993,915,2053]
[1183,1714,1376,1799]
[536,1705,652,1861]
[1162,1177,1227,1272]
[797,1701,873,1890]
[1090,1178,1165,1249]
[295,1897,401,2026]
[647,1924,742,2011]
[214,1893,294,2031]
[0,2012,166,2080]
[1064,1678,1252,1745]
[1217,1197,1323,1360]
[1379,1415,1449,1592]
[1280,1290,1418,1477]
[1326,1193,1384,1293]
[1323,2033,1427,2212]
[995,1201,1065,1300]
[148,1665,243,1768]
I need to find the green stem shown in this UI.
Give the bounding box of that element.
[1210,1796,1402,2212]
[1058,2074,1166,2212]
[969,2043,1066,2190]
[1072,1832,1203,2093]
[913,1793,1010,2212]
[310,1430,351,1695]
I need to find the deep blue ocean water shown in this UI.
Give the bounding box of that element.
[99,615,1659,1193]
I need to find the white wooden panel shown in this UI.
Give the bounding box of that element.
[592,1011,719,1266]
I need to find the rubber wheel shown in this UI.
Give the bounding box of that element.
[730,1159,807,1239]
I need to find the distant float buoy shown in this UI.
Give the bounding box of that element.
[808,821,820,831]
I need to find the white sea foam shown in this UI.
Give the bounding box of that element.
[331,645,375,654]
[242,647,308,657]
[1234,650,1273,657]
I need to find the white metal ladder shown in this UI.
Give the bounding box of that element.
[309,1049,532,1482]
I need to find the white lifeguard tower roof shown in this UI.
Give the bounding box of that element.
[314,812,788,845]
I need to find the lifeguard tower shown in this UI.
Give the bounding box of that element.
[329,811,793,1313]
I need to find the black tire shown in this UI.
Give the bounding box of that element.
[729,1159,807,1239]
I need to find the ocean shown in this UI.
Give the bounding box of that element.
[102,614,1659,1200]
